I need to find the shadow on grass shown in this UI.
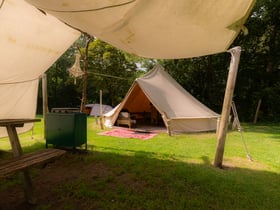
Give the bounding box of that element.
[0,144,279,210]
[242,123,280,136]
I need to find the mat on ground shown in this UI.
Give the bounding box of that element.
[99,128,158,140]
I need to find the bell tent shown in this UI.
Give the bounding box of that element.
[104,65,220,134]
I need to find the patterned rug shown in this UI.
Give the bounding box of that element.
[99,128,158,140]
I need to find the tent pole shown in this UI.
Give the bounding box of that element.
[42,73,49,139]
[214,46,241,168]
[100,90,104,129]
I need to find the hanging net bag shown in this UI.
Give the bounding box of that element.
[68,52,84,84]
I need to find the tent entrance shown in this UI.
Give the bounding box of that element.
[115,83,165,128]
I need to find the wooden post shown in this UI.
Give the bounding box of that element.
[253,99,262,123]
[214,46,241,168]
[80,39,90,113]
[80,35,93,113]
[100,90,104,129]
[42,73,49,139]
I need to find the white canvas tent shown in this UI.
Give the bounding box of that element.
[104,65,220,134]
[85,104,113,116]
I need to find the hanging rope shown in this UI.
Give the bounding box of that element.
[88,72,128,80]
[0,77,39,85]
[34,0,136,13]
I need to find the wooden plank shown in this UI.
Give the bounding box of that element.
[0,148,66,176]
[0,119,41,126]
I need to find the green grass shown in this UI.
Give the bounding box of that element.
[1,117,280,209]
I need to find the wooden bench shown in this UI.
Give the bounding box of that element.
[0,148,66,177]
[0,119,67,203]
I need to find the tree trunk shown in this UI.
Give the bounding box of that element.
[253,99,262,124]
[80,35,93,113]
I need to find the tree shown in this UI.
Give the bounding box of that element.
[232,0,280,122]
[84,39,139,106]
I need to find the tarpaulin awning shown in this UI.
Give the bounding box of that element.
[26,0,255,58]
[0,0,80,136]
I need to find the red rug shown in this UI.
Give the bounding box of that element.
[99,128,157,140]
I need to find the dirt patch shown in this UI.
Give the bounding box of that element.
[0,151,110,210]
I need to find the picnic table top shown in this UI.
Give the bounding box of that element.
[0,118,41,126]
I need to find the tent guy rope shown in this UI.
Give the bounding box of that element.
[231,101,253,161]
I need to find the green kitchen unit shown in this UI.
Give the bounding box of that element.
[46,112,87,150]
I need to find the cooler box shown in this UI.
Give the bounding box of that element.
[46,112,87,149]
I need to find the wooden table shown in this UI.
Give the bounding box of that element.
[0,118,41,203]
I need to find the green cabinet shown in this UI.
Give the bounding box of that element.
[46,113,87,150]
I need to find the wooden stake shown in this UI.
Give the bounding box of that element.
[214,46,241,168]
[253,99,262,123]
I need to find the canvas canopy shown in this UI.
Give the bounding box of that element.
[0,0,80,136]
[26,0,255,59]
[104,65,220,133]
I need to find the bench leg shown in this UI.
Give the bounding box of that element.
[6,124,37,204]
[22,169,36,204]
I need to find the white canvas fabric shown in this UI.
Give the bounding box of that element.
[104,104,120,128]
[85,104,113,116]
[26,0,255,59]
[0,0,80,137]
[104,65,220,133]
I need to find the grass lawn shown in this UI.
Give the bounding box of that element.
[0,117,279,209]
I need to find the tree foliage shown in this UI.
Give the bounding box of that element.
[231,0,280,121]
[37,47,81,113]
[38,37,140,113]
[85,39,139,106]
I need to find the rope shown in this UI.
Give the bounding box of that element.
[0,77,39,85]
[231,101,253,161]
[88,72,129,80]
[32,0,136,13]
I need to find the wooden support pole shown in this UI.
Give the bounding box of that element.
[80,38,90,113]
[42,73,49,139]
[214,46,241,168]
[100,90,104,129]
